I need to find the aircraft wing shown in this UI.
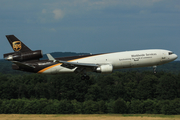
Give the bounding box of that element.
[59,60,99,69]
[46,54,99,69]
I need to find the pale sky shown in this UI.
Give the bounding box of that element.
[1,0,180,60]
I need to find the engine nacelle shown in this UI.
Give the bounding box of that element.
[4,50,43,61]
[96,64,113,73]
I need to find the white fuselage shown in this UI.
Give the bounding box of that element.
[40,49,178,74]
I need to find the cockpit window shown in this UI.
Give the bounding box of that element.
[169,52,174,55]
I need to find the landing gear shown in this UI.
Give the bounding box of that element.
[81,75,90,80]
[75,67,90,80]
[153,66,157,73]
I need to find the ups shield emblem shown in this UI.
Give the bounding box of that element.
[13,41,22,51]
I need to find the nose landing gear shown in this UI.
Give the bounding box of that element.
[153,66,157,73]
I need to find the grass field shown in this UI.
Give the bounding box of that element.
[0,114,180,120]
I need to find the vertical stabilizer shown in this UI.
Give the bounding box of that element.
[6,35,32,52]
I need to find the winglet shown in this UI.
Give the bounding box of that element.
[46,54,58,63]
[47,54,55,60]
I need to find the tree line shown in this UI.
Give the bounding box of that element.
[0,71,180,114]
[0,98,180,114]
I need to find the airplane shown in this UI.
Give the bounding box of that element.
[4,35,178,80]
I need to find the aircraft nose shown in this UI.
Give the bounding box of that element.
[175,54,178,59]
[173,54,178,60]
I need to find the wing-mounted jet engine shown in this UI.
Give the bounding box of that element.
[95,64,113,73]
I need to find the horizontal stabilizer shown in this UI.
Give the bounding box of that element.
[12,61,35,69]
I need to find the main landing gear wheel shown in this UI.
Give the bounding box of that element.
[81,75,90,80]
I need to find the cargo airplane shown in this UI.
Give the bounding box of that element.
[4,35,178,80]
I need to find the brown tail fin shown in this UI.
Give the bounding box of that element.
[6,35,32,52]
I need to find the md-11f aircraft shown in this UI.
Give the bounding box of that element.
[4,35,178,80]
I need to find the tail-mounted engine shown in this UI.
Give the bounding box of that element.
[4,50,43,61]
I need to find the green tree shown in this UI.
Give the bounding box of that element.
[143,99,155,114]
[85,84,101,101]
[106,99,115,113]
[161,98,180,115]
[122,72,139,101]
[56,99,74,114]
[113,98,127,114]
[130,99,144,114]
[83,100,98,114]
[136,75,158,100]
[156,73,177,100]
[98,100,107,114]
[71,99,82,114]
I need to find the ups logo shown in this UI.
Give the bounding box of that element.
[13,41,22,51]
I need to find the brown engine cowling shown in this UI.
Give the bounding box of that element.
[4,50,43,61]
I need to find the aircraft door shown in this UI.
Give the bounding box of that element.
[161,52,167,61]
